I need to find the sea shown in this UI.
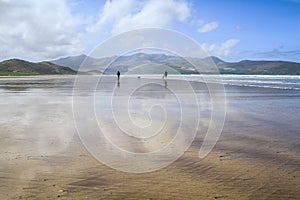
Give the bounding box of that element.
[141,75,300,90]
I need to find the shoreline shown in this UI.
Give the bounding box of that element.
[1,74,300,91]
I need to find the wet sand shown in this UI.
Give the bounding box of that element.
[0,76,299,199]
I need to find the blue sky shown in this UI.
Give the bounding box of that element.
[1,0,299,62]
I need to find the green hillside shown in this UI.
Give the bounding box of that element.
[0,59,77,76]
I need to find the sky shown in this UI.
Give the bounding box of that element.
[0,0,300,62]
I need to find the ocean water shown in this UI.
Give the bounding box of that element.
[182,75,300,90]
[139,75,300,90]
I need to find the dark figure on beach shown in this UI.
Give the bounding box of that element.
[164,70,168,79]
[117,71,120,81]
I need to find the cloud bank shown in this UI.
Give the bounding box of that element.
[87,0,191,34]
[0,0,84,61]
[0,0,240,61]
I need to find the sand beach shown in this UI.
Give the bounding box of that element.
[0,75,299,199]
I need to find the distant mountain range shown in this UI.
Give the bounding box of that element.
[1,53,300,75]
[51,53,300,75]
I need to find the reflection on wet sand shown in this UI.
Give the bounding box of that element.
[0,76,299,199]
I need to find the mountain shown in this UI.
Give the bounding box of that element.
[51,53,300,75]
[50,54,88,70]
[218,60,300,74]
[50,54,118,73]
[50,54,99,71]
[50,53,209,73]
[0,59,77,75]
[1,54,299,76]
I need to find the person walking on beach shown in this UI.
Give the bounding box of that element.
[164,70,168,79]
[117,71,120,81]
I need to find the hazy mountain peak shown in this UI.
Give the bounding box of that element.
[48,53,300,75]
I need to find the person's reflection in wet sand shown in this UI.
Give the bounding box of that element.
[117,80,120,87]
[164,80,167,88]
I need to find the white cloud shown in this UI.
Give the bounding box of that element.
[87,0,137,34]
[198,21,218,33]
[0,0,84,61]
[201,39,240,57]
[87,0,191,35]
[0,0,238,61]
